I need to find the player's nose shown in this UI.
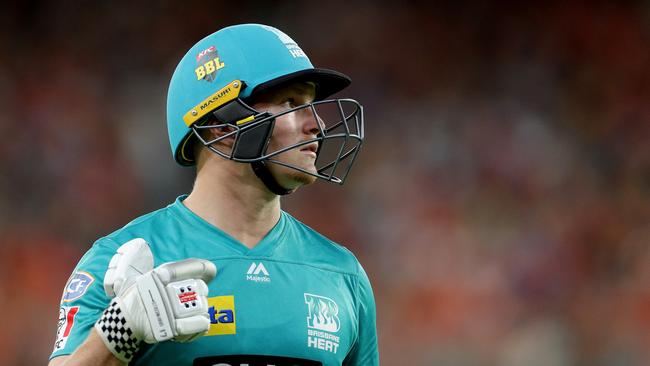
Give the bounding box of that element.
[301,108,324,136]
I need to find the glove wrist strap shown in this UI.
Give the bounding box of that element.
[95,298,141,363]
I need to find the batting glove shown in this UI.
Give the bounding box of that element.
[94,238,217,363]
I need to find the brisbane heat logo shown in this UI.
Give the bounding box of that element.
[304,293,341,354]
[305,294,340,332]
[195,46,225,82]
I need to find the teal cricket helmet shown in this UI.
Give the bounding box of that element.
[167,23,352,166]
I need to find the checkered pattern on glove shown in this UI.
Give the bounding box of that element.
[95,298,140,363]
[95,238,217,363]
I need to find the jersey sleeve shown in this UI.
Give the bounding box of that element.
[344,262,379,366]
[49,238,120,360]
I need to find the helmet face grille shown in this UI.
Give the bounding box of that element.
[193,98,364,185]
[310,99,364,184]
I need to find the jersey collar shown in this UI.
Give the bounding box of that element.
[169,195,286,256]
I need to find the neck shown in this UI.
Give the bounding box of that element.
[183,157,281,249]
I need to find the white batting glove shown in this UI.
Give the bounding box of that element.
[94,238,217,363]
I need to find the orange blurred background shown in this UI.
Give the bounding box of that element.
[1,1,649,365]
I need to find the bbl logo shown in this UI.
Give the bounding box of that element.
[195,45,225,82]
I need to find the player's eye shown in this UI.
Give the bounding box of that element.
[285,98,297,107]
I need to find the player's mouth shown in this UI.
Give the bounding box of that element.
[300,143,318,157]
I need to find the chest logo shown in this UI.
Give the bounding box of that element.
[206,295,236,336]
[246,262,271,283]
[304,293,341,354]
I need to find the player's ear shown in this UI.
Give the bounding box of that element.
[193,126,234,165]
[205,126,235,147]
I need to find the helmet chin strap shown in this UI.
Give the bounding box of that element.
[251,161,294,196]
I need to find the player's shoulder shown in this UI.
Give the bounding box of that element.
[101,197,182,243]
[280,211,362,276]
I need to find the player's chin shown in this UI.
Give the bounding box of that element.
[268,161,318,190]
[289,170,317,186]
[281,165,318,188]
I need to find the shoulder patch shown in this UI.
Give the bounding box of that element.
[53,306,79,352]
[62,271,95,302]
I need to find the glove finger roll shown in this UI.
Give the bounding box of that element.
[175,315,211,337]
[156,259,217,284]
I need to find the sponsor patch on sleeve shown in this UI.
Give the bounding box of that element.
[53,306,79,352]
[62,271,94,302]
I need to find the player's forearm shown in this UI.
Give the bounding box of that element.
[48,328,123,366]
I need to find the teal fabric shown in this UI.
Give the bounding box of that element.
[50,196,378,366]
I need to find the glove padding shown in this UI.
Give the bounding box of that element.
[95,238,217,363]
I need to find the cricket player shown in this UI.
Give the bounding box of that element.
[49,24,378,366]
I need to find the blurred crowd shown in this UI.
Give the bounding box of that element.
[1,1,649,365]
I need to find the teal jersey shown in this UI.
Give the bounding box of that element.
[50,196,378,366]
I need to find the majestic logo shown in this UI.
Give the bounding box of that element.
[53,306,79,352]
[62,271,94,302]
[195,45,225,82]
[206,296,236,336]
[246,262,270,283]
[304,293,341,354]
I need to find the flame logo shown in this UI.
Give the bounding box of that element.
[304,293,340,333]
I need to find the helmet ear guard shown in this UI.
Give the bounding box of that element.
[209,98,275,160]
[192,97,275,162]
[233,120,274,160]
[191,95,293,195]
